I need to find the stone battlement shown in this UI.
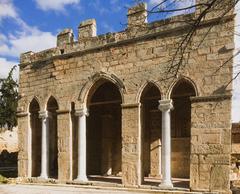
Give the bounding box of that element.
[20,1,234,65]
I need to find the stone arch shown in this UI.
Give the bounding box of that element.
[136,81,162,103]
[27,95,46,112]
[78,72,125,106]
[28,96,41,111]
[42,95,60,111]
[167,76,198,99]
[47,96,59,111]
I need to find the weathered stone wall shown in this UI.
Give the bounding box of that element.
[57,112,71,181]
[17,115,29,177]
[17,1,235,193]
[190,97,232,193]
[122,104,141,186]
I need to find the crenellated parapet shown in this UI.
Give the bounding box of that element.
[19,1,235,66]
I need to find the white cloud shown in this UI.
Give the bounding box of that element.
[34,0,80,11]
[0,57,18,80]
[0,0,17,21]
[0,30,56,58]
[0,1,56,58]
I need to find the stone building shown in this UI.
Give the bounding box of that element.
[17,1,236,194]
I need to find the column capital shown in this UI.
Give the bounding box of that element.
[75,108,89,117]
[39,111,52,119]
[158,99,173,112]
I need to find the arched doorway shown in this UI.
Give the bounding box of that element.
[170,79,196,178]
[47,96,58,179]
[87,81,122,181]
[29,98,41,177]
[140,84,161,180]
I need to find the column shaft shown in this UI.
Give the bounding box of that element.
[76,109,88,182]
[39,111,50,179]
[158,100,173,188]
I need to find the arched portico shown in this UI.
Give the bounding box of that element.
[74,74,125,183]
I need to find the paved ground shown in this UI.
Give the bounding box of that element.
[0,184,163,194]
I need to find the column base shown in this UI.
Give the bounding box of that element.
[75,175,88,183]
[159,180,173,189]
[39,174,48,179]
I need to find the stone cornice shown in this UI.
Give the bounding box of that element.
[190,94,232,103]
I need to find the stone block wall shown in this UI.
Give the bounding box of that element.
[121,104,141,186]
[17,1,235,193]
[57,112,71,181]
[190,97,232,193]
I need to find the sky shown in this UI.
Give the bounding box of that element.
[0,0,239,122]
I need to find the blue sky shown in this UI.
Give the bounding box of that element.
[0,0,239,122]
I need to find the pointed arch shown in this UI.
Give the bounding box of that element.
[46,96,59,111]
[78,72,125,106]
[167,77,198,99]
[29,97,41,112]
[136,81,162,103]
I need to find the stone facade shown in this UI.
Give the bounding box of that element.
[17,1,235,194]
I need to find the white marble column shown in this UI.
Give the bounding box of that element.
[158,99,173,188]
[39,111,51,179]
[75,108,88,182]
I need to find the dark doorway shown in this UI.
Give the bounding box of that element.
[47,96,58,179]
[170,80,196,178]
[87,81,122,180]
[29,98,42,177]
[140,84,162,179]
